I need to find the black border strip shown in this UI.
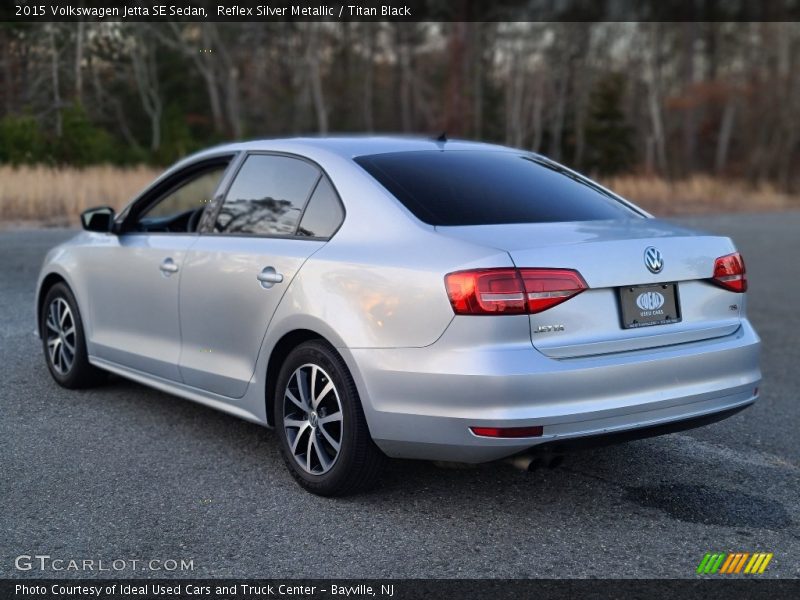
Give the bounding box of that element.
[4,0,800,23]
[3,578,799,600]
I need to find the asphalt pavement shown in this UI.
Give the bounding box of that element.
[1,213,798,579]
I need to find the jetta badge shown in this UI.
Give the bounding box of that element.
[644,246,664,274]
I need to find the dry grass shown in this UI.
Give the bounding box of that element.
[0,165,161,227]
[0,166,797,228]
[602,174,798,216]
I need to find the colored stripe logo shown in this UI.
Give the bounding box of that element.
[697,552,773,574]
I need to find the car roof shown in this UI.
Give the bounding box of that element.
[186,136,516,162]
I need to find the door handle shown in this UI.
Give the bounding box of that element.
[159,258,179,275]
[257,267,284,288]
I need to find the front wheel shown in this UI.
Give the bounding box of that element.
[274,340,384,496]
[40,282,106,389]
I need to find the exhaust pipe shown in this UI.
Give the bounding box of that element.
[505,453,563,472]
[505,454,540,471]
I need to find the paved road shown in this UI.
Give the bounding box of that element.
[2,213,798,579]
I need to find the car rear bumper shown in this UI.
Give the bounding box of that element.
[344,319,761,462]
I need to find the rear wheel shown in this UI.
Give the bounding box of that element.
[274,340,384,496]
[40,282,106,389]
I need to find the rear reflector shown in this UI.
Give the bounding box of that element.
[711,252,747,292]
[445,268,587,315]
[470,426,544,438]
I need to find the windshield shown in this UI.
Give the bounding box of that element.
[354,150,640,226]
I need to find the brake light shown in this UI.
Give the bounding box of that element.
[519,268,588,314]
[470,425,544,438]
[445,268,587,315]
[711,252,747,292]
[444,269,526,315]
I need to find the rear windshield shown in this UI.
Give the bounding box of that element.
[354,150,639,226]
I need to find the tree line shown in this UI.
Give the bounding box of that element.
[0,22,798,190]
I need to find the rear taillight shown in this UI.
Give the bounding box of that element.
[711,252,747,292]
[519,268,588,314]
[445,268,587,315]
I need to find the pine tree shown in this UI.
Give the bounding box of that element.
[584,73,635,176]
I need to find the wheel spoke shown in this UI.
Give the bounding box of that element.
[59,301,69,327]
[318,424,340,452]
[59,346,69,371]
[45,317,59,333]
[305,432,314,471]
[284,417,306,429]
[48,338,60,366]
[295,369,311,409]
[285,388,307,413]
[314,436,331,471]
[313,381,334,409]
[62,336,75,354]
[319,411,342,425]
[309,365,318,406]
[290,422,310,453]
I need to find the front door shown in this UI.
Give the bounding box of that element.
[86,161,231,381]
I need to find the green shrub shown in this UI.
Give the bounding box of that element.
[0,114,45,165]
[53,104,115,166]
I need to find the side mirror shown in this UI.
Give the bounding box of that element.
[80,206,115,233]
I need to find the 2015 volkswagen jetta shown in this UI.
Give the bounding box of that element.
[35,137,761,495]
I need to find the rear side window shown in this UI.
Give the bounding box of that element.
[354,151,638,226]
[215,154,320,235]
[297,177,344,238]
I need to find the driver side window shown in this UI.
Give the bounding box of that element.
[135,165,228,233]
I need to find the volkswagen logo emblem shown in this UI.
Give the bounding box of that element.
[644,247,664,274]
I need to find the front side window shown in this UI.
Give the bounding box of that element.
[215,155,320,236]
[133,165,228,233]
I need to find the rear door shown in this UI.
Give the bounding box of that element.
[178,153,344,398]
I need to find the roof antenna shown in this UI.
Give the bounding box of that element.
[434,132,447,143]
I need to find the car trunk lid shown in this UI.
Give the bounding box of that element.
[436,219,743,358]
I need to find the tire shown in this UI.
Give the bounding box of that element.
[273,340,384,496]
[40,282,106,389]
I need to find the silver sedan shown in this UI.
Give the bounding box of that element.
[35,137,761,495]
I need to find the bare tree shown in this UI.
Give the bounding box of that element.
[643,25,669,176]
[306,24,328,134]
[362,24,376,131]
[49,25,62,137]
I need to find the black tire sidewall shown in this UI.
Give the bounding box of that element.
[273,341,369,495]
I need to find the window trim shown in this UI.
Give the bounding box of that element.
[116,153,237,236]
[202,150,346,242]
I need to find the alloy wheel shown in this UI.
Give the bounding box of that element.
[282,363,344,475]
[45,297,76,375]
